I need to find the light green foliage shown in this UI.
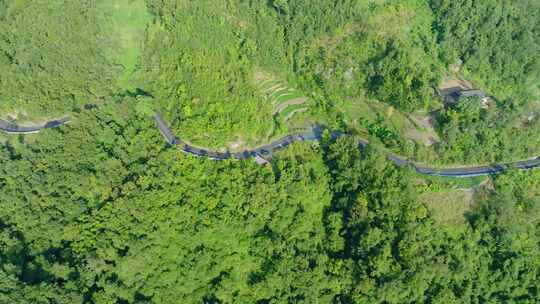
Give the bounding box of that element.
[1,1,539,303]
[253,73,312,135]
[255,75,307,112]
[362,1,442,111]
[0,0,153,118]
[135,96,155,117]
[141,1,281,148]
[141,0,445,148]
[97,0,151,90]
[0,1,117,117]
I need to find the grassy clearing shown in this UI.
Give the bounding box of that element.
[367,102,410,131]
[336,97,411,147]
[97,0,151,90]
[336,98,407,131]
[415,174,488,225]
[420,189,475,225]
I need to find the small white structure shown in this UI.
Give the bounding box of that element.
[254,153,269,166]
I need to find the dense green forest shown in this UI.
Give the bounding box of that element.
[432,0,540,101]
[0,1,112,117]
[1,0,539,303]
[1,104,539,303]
[138,0,540,164]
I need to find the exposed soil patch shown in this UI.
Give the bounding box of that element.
[405,113,440,146]
[228,137,247,151]
[439,76,474,91]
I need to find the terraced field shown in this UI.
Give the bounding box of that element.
[254,73,311,124]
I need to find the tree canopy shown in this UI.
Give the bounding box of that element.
[1,1,539,303]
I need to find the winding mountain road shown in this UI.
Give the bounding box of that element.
[0,117,71,134]
[1,114,539,178]
[154,114,540,178]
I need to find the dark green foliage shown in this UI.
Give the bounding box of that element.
[1,1,539,303]
[325,138,540,303]
[2,118,539,303]
[360,114,401,148]
[431,0,540,101]
[422,0,540,164]
[435,99,540,163]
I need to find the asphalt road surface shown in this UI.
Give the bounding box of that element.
[154,114,540,178]
[0,117,71,134]
[2,114,538,178]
